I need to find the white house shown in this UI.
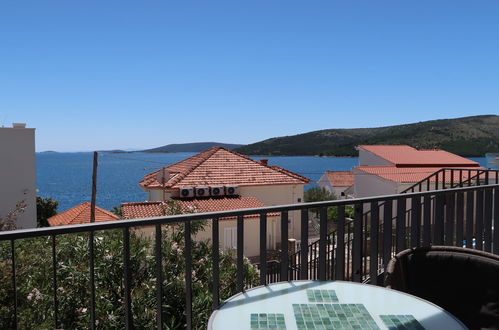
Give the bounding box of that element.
[0,123,36,228]
[354,145,482,198]
[317,171,354,199]
[123,147,310,257]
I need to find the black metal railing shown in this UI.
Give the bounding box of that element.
[0,183,498,329]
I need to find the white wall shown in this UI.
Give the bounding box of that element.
[358,148,392,166]
[317,174,333,193]
[353,168,397,198]
[240,184,304,240]
[0,125,36,228]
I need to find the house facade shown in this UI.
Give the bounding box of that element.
[131,147,310,256]
[317,171,354,199]
[0,123,36,228]
[354,145,482,198]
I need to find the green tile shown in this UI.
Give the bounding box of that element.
[379,315,424,330]
[293,304,379,330]
[250,313,287,329]
[307,289,339,302]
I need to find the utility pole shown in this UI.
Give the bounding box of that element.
[90,151,98,222]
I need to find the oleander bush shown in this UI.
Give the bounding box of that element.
[0,222,259,329]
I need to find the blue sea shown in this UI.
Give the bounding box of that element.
[36,152,496,212]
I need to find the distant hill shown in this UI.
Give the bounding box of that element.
[141,142,245,153]
[235,115,499,157]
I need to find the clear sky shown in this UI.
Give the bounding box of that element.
[1,1,498,152]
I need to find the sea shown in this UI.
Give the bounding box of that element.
[36,152,497,212]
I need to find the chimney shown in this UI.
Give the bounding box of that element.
[260,159,268,166]
[12,123,26,128]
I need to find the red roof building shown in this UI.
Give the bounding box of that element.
[358,145,479,168]
[122,197,277,220]
[48,202,119,226]
[354,145,482,197]
[140,147,310,191]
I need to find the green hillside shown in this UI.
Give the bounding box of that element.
[235,115,499,157]
[141,142,244,153]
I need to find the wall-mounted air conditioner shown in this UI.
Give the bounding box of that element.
[195,187,210,197]
[210,186,225,197]
[225,185,240,196]
[179,187,194,198]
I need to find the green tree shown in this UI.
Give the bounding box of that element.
[0,222,258,329]
[110,205,123,217]
[36,197,58,227]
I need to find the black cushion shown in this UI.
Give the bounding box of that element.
[385,247,499,330]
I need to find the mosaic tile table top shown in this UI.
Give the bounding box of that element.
[293,303,379,329]
[208,281,467,330]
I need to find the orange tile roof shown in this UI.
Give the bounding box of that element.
[358,145,479,168]
[354,166,483,183]
[140,147,310,190]
[48,202,119,226]
[325,171,354,187]
[121,197,278,220]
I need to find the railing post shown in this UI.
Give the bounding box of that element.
[300,209,308,280]
[434,194,445,245]
[184,222,192,330]
[445,192,455,246]
[493,187,499,254]
[484,188,493,252]
[456,192,464,247]
[259,214,267,285]
[476,189,484,250]
[280,211,289,281]
[89,231,96,330]
[51,235,58,329]
[237,215,244,292]
[410,197,421,248]
[369,202,379,285]
[466,190,475,248]
[382,200,393,270]
[352,203,363,282]
[318,208,327,281]
[123,228,133,330]
[422,196,431,246]
[212,218,220,308]
[335,206,345,280]
[396,198,406,253]
[11,240,17,330]
[155,225,163,329]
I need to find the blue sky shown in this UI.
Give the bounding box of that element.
[1,1,498,152]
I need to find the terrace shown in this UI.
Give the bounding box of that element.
[0,168,498,329]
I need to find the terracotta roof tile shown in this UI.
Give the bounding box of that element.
[122,197,278,220]
[325,171,354,187]
[48,202,119,226]
[140,147,310,190]
[358,145,479,167]
[354,166,484,183]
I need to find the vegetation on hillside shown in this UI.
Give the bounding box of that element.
[141,142,244,153]
[235,115,499,157]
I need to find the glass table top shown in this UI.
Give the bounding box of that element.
[208,281,467,330]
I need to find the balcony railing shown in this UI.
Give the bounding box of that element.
[0,183,498,329]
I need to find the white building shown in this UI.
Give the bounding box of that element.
[123,146,310,257]
[317,171,354,199]
[354,145,481,198]
[0,123,36,228]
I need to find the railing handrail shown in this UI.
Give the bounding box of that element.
[2,183,498,241]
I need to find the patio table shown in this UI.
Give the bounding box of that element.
[208,280,467,329]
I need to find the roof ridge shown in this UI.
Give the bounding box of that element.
[168,147,221,187]
[69,202,95,225]
[222,148,310,183]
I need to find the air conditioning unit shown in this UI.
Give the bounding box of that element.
[195,187,210,197]
[210,186,225,197]
[179,187,194,198]
[225,185,240,196]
